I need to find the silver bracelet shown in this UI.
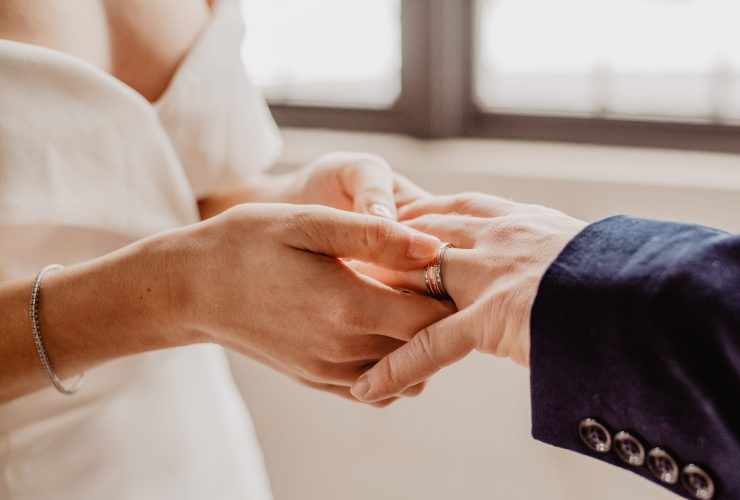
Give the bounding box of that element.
[29,264,86,395]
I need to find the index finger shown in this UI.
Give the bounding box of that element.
[286,206,442,270]
[339,154,398,219]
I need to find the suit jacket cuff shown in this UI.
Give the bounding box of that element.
[529,215,739,499]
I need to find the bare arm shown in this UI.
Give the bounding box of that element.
[0,205,446,405]
[0,237,193,402]
[197,173,297,219]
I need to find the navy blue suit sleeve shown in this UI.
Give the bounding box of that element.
[530,215,740,499]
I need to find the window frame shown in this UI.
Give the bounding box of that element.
[266,0,740,153]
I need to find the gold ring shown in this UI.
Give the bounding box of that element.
[424,243,452,300]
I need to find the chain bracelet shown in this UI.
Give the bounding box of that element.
[29,264,86,395]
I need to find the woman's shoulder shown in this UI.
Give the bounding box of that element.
[0,0,212,103]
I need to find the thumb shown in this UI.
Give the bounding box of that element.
[350,309,476,402]
[340,154,398,219]
[289,207,441,270]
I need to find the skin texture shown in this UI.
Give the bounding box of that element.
[349,192,587,402]
[160,203,451,405]
[0,204,448,404]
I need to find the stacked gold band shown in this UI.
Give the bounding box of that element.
[424,243,452,300]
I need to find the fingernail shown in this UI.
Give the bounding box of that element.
[370,203,395,219]
[351,374,371,400]
[408,232,440,260]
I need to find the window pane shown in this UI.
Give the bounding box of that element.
[241,0,401,108]
[475,0,740,124]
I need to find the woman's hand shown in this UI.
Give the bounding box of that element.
[198,152,429,221]
[0,203,447,403]
[288,152,429,218]
[349,193,586,402]
[162,203,452,405]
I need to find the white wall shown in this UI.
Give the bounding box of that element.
[229,129,740,500]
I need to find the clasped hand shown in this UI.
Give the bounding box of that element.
[350,193,586,402]
[172,153,585,407]
[166,152,446,407]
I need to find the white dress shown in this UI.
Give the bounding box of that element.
[0,1,281,499]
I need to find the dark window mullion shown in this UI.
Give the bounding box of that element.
[269,0,474,139]
[466,112,740,154]
[267,0,740,153]
[398,0,473,138]
[269,0,433,135]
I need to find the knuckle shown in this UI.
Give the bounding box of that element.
[220,205,252,229]
[212,207,262,243]
[496,218,529,239]
[410,213,441,229]
[332,297,381,334]
[286,206,333,245]
[363,218,396,261]
[301,357,334,381]
[477,290,518,355]
[322,341,359,363]
[477,297,502,354]
[288,205,331,227]
[321,343,346,364]
[377,358,401,390]
[414,328,443,370]
[324,296,349,327]
[284,207,314,231]
[450,192,482,213]
[352,309,382,334]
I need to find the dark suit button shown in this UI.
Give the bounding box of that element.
[613,431,645,466]
[578,418,611,453]
[681,464,715,499]
[647,447,679,484]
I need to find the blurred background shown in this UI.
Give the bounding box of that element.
[232,1,740,499]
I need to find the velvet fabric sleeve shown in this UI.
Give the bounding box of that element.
[530,215,740,499]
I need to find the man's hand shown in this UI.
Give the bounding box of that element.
[350,192,586,402]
